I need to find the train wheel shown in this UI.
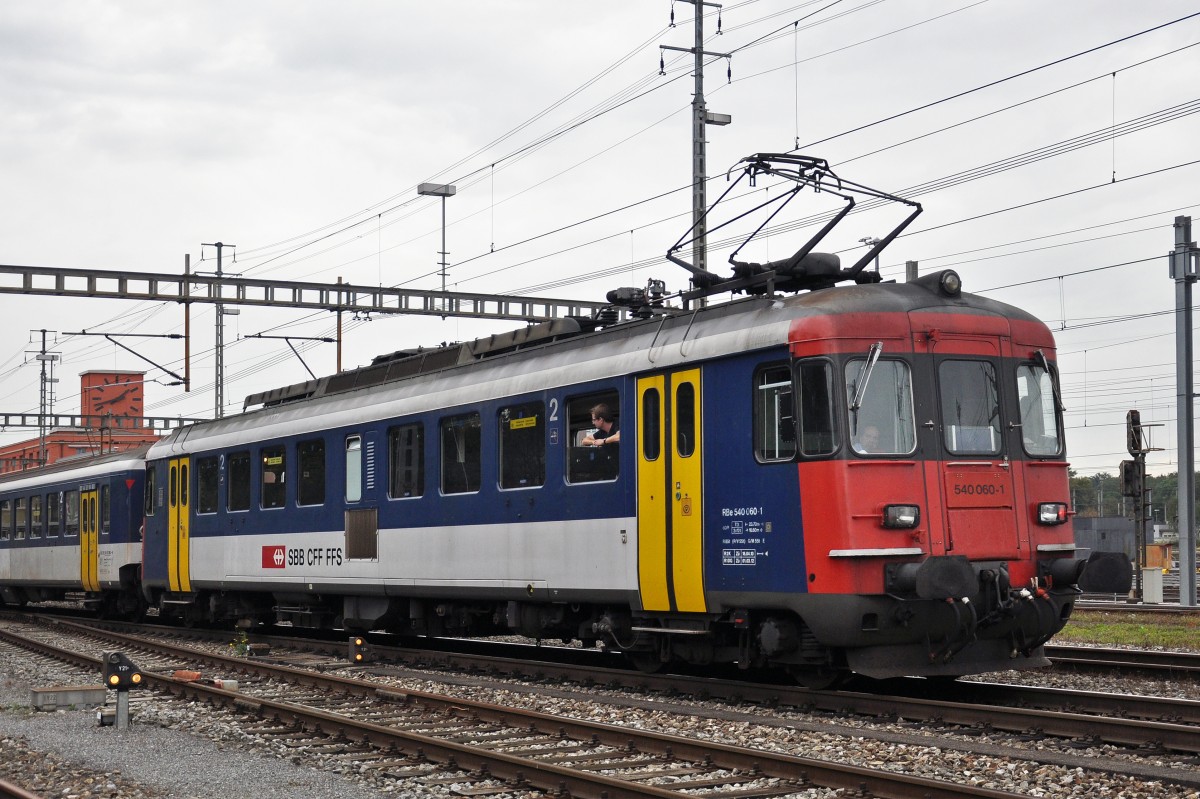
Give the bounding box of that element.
[787,665,846,690]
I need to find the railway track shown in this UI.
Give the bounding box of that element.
[0,615,1046,799]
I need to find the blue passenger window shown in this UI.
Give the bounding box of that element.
[64,490,79,537]
[100,486,110,534]
[499,402,545,490]
[342,437,360,503]
[388,423,424,498]
[567,392,619,483]
[0,500,9,541]
[14,498,26,541]
[144,468,156,517]
[261,446,286,509]
[45,493,59,538]
[299,439,326,506]
[441,413,481,495]
[30,496,42,539]
[196,457,219,514]
[227,451,250,512]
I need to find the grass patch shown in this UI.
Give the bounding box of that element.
[1054,609,1200,650]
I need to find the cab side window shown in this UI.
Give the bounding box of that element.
[794,359,837,456]
[754,363,796,462]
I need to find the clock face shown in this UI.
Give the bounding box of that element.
[92,378,138,416]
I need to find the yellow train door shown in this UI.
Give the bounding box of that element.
[79,486,100,592]
[636,368,706,613]
[167,457,192,593]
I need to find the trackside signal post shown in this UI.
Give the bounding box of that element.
[100,651,142,730]
[1121,410,1153,602]
[1171,216,1198,606]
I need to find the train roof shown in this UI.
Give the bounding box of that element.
[0,444,152,492]
[148,271,1053,458]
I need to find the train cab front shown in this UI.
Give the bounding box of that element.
[789,272,1131,679]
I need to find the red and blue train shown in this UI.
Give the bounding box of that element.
[0,154,1128,684]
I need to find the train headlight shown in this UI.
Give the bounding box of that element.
[882,504,920,529]
[939,270,962,296]
[1037,502,1069,525]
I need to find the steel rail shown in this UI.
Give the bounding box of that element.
[0,619,1031,799]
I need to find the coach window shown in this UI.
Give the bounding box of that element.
[46,493,59,538]
[441,413,481,495]
[939,360,1001,456]
[261,446,286,509]
[795,359,837,457]
[568,391,620,484]
[344,437,361,503]
[14,497,26,541]
[1017,363,1062,457]
[227,451,251,512]
[0,500,9,541]
[299,439,327,506]
[844,358,915,456]
[388,423,424,498]
[499,402,545,489]
[144,467,156,517]
[30,495,42,539]
[196,456,219,514]
[64,490,80,537]
[754,364,797,462]
[100,485,111,534]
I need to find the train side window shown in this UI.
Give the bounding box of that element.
[261,446,287,509]
[0,500,9,541]
[499,401,545,490]
[196,456,219,514]
[14,497,26,541]
[441,413,481,495]
[29,495,42,539]
[642,390,660,462]
[939,360,1001,456]
[299,439,327,506]
[64,490,79,537]
[794,359,837,456]
[227,451,251,512]
[100,485,110,534]
[567,391,620,484]
[388,423,424,498]
[144,468,156,517]
[343,437,360,503]
[676,383,696,457]
[754,364,796,462]
[1017,364,1062,457]
[45,493,59,538]
[844,359,916,456]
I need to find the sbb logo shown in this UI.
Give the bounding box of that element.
[262,545,286,569]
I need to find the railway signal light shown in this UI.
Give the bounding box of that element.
[101,651,142,691]
[348,635,371,664]
[1119,459,1142,498]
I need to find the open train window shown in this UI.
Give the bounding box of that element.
[261,446,286,509]
[567,391,619,483]
[196,456,219,514]
[227,451,250,512]
[1017,363,1063,457]
[754,363,797,462]
[0,500,9,541]
[939,360,1001,456]
[499,402,545,489]
[29,495,42,539]
[441,413,481,494]
[45,493,59,538]
[844,358,916,456]
[298,439,326,506]
[794,359,837,456]
[388,423,424,498]
[64,490,79,537]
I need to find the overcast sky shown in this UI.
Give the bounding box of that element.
[1,1,1198,490]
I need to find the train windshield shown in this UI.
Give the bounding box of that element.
[939,360,1001,456]
[844,359,915,456]
[1017,363,1063,456]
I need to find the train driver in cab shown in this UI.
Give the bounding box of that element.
[581,403,620,447]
